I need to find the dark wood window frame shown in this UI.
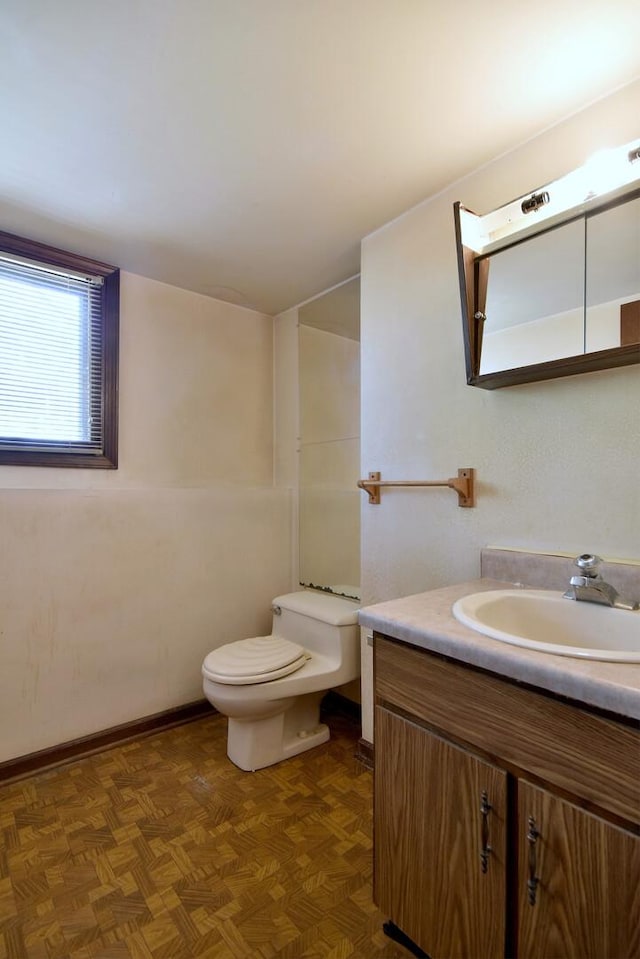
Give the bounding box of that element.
[0,230,119,468]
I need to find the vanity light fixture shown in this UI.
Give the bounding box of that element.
[460,135,640,253]
[521,190,550,214]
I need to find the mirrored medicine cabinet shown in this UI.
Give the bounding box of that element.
[454,183,640,389]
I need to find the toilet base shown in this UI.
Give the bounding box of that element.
[226,691,329,771]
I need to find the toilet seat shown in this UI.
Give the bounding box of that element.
[202,636,310,685]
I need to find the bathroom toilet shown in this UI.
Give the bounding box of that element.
[202,590,360,771]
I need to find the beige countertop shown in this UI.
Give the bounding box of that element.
[359,578,640,721]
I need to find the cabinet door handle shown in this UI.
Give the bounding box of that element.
[480,790,492,873]
[526,816,540,905]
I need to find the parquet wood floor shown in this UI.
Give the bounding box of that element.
[0,711,411,959]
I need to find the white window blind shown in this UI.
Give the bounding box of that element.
[0,253,104,454]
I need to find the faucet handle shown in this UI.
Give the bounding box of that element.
[574,554,603,578]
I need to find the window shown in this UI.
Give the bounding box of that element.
[0,231,119,468]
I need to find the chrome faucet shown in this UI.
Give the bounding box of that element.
[563,554,639,611]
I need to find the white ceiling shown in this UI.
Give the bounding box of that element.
[1,1,639,315]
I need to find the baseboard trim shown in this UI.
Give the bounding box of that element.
[355,737,374,768]
[2,694,370,783]
[0,699,215,784]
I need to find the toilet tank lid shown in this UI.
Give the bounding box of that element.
[274,590,360,626]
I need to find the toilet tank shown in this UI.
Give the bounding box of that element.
[272,590,360,662]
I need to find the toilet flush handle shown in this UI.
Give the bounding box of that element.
[272,604,282,615]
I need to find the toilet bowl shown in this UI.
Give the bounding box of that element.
[202,590,360,771]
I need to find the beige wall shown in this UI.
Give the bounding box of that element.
[0,273,291,762]
[359,80,640,741]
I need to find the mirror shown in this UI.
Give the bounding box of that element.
[586,196,640,351]
[455,188,640,388]
[480,218,585,374]
[298,278,360,600]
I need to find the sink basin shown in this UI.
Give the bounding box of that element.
[452,589,640,662]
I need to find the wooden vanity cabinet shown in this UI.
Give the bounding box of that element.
[374,635,640,959]
[516,781,640,959]
[375,706,507,958]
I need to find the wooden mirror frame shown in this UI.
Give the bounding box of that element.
[453,190,640,389]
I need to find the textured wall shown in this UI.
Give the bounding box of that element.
[0,273,291,762]
[359,81,640,741]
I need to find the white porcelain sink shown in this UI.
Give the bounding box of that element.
[452,589,640,662]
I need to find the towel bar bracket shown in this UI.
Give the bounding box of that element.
[357,468,476,508]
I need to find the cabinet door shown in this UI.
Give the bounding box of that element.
[374,705,507,959]
[518,779,640,959]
